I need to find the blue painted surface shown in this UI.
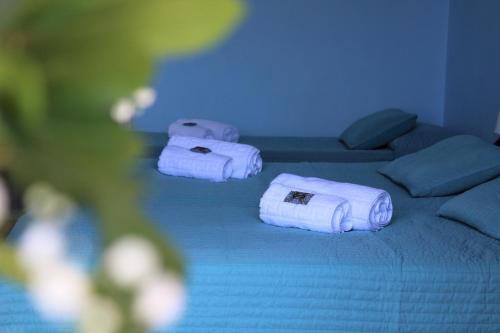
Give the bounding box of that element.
[444,0,500,141]
[133,0,449,136]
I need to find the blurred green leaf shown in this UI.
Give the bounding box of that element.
[0,241,26,283]
[0,0,19,30]
[0,50,47,130]
[19,0,244,56]
[9,118,184,271]
[0,0,245,330]
[14,0,245,114]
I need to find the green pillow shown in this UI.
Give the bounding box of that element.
[378,135,500,197]
[340,109,417,149]
[438,177,500,240]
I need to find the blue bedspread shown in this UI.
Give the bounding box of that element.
[2,160,500,333]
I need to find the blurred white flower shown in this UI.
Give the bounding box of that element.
[133,272,186,330]
[29,263,90,322]
[103,235,160,289]
[18,222,66,271]
[0,177,9,226]
[133,87,156,110]
[79,295,122,333]
[24,182,74,222]
[110,98,136,124]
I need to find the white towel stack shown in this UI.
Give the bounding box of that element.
[157,145,233,182]
[168,119,239,142]
[270,173,393,231]
[168,136,262,179]
[260,183,352,233]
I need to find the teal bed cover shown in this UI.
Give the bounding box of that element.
[139,132,395,162]
[1,160,499,332]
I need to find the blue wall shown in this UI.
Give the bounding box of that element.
[134,0,450,136]
[444,0,500,141]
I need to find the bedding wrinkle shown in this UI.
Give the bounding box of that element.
[373,226,405,331]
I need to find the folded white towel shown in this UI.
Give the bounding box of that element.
[272,173,393,231]
[157,145,233,182]
[168,136,262,179]
[259,183,352,233]
[168,121,215,140]
[169,119,239,142]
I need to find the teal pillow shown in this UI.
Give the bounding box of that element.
[388,123,458,157]
[378,135,500,197]
[438,177,500,240]
[340,109,417,149]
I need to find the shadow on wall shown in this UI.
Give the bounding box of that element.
[444,0,500,142]
[134,0,450,137]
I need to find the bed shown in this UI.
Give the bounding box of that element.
[2,159,499,332]
[138,122,457,162]
[138,132,395,162]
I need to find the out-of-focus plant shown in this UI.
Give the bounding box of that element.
[0,0,244,332]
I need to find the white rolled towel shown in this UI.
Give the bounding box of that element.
[168,136,262,179]
[169,119,239,142]
[260,183,352,233]
[168,120,215,140]
[157,145,233,182]
[191,119,239,142]
[272,173,393,231]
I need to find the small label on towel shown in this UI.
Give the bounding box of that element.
[284,191,314,205]
[182,122,197,127]
[190,146,212,154]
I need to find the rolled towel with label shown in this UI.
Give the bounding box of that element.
[259,183,352,233]
[272,173,393,231]
[168,120,215,140]
[157,145,233,182]
[168,136,262,179]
